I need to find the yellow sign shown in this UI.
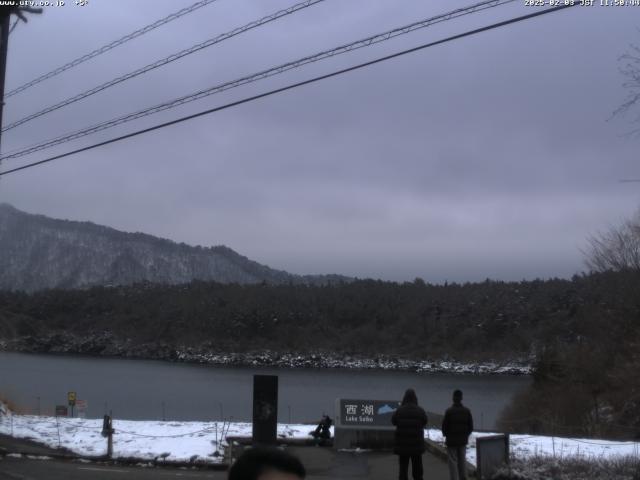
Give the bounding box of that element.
[68,391,76,405]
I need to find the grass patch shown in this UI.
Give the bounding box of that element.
[491,454,640,480]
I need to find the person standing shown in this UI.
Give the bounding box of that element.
[392,388,428,480]
[441,389,474,480]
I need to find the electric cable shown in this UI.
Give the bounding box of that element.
[0,4,577,178]
[4,0,220,98]
[0,0,517,160]
[2,0,325,132]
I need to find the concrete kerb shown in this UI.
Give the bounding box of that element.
[1,449,76,461]
[425,439,477,478]
[0,449,231,470]
[0,433,325,471]
[99,455,229,470]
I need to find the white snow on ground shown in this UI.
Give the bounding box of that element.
[1,406,638,465]
[0,410,312,463]
[426,429,640,465]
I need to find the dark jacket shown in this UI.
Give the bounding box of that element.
[441,402,473,447]
[391,390,428,456]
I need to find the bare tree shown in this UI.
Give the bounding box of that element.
[615,40,640,127]
[584,210,640,272]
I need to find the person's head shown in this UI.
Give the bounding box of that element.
[228,446,305,480]
[453,389,463,404]
[401,388,418,405]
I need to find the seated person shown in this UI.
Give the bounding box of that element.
[311,414,332,440]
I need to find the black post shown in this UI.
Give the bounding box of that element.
[107,427,113,458]
[102,414,114,458]
[252,375,278,445]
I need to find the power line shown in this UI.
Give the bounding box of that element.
[2,0,325,133]
[1,0,517,161]
[4,0,220,99]
[2,0,508,137]
[0,4,577,178]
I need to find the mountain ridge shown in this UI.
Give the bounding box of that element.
[0,203,351,291]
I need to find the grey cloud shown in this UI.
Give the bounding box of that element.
[1,0,638,282]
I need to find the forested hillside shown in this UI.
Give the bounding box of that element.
[1,271,638,437]
[1,271,637,361]
[0,204,349,291]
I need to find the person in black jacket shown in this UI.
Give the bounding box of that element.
[391,388,428,480]
[310,414,332,444]
[441,389,473,480]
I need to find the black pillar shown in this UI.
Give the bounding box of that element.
[252,374,278,445]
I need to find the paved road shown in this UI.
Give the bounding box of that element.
[291,446,450,480]
[0,447,450,480]
[1,432,450,479]
[0,433,74,457]
[0,456,226,479]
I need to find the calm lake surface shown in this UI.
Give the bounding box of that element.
[0,352,530,428]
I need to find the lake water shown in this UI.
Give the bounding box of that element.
[0,352,530,428]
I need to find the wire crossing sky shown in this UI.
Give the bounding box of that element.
[4,0,221,99]
[1,0,515,161]
[2,0,326,133]
[0,4,577,177]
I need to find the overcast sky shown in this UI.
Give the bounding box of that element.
[1,0,639,282]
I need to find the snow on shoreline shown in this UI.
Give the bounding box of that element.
[0,342,533,375]
[175,351,533,375]
[1,408,638,465]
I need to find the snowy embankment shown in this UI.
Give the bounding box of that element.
[175,351,533,375]
[1,406,638,465]
[0,409,309,463]
[1,334,533,375]
[425,429,640,466]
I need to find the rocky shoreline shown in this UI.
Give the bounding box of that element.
[0,332,533,375]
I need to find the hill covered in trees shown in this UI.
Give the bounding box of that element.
[0,271,636,362]
[0,204,349,292]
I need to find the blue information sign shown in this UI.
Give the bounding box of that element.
[339,399,401,427]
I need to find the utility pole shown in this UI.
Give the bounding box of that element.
[0,10,10,158]
[0,4,43,160]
